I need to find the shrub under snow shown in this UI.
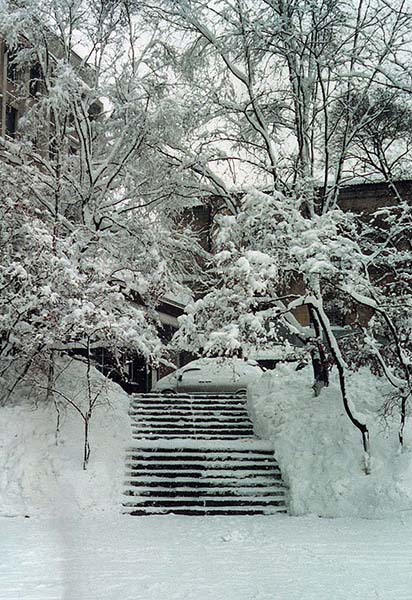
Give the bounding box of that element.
[0,358,131,518]
[248,363,412,518]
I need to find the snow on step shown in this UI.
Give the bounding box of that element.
[123,507,287,516]
[126,439,274,451]
[124,485,286,495]
[123,393,288,516]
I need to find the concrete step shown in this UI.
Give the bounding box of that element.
[129,409,250,417]
[132,394,247,401]
[130,416,252,424]
[125,471,283,482]
[124,487,286,497]
[123,497,286,508]
[125,461,280,471]
[131,429,255,436]
[130,409,250,418]
[126,444,274,453]
[125,453,275,462]
[130,401,248,410]
[125,478,285,488]
[131,434,256,440]
[123,507,287,516]
[131,422,254,430]
[124,393,287,517]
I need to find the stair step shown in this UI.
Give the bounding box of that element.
[123,497,286,508]
[131,411,250,414]
[131,400,247,405]
[132,396,246,402]
[125,477,284,486]
[130,410,250,417]
[130,411,250,418]
[131,431,255,436]
[132,418,252,425]
[132,424,252,431]
[131,435,256,441]
[130,417,252,424]
[131,396,246,402]
[131,433,255,437]
[131,428,254,434]
[125,462,279,472]
[126,453,276,462]
[132,423,253,435]
[125,469,281,481]
[124,488,286,497]
[130,402,247,410]
[124,507,287,516]
[134,393,247,398]
[131,408,249,414]
[127,446,274,454]
[125,472,283,482]
[131,423,253,430]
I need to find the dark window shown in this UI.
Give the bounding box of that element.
[5,106,18,137]
[48,136,57,161]
[29,62,43,96]
[88,102,102,121]
[323,299,346,327]
[6,48,19,82]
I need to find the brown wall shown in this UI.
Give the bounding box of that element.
[188,181,412,327]
[337,180,412,214]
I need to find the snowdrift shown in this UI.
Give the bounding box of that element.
[248,363,412,518]
[0,358,131,518]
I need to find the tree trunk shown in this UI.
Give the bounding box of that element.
[309,306,329,396]
[312,303,372,474]
[83,417,90,471]
[399,395,407,447]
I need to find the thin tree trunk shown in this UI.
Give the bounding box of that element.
[83,339,93,470]
[311,303,371,474]
[83,416,90,470]
[309,306,329,396]
[399,395,407,447]
[46,350,61,445]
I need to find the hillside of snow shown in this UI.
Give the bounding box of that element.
[248,363,412,518]
[0,357,131,518]
[2,356,412,521]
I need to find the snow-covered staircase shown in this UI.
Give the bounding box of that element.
[123,394,288,516]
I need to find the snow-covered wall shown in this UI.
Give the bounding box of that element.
[0,359,131,518]
[248,364,412,518]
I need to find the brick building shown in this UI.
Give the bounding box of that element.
[0,33,99,148]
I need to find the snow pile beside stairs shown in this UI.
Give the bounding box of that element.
[248,363,412,518]
[0,358,131,518]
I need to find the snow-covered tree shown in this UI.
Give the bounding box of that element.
[0,0,202,415]
[138,0,412,470]
[140,0,412,198]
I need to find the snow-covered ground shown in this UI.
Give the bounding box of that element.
[2,358,412,599]
[2,513,412,600]
[248,363,412,518]
[0,358,131,517]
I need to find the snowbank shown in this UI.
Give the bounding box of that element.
[248,363,412,518]
[0,357,131,518]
